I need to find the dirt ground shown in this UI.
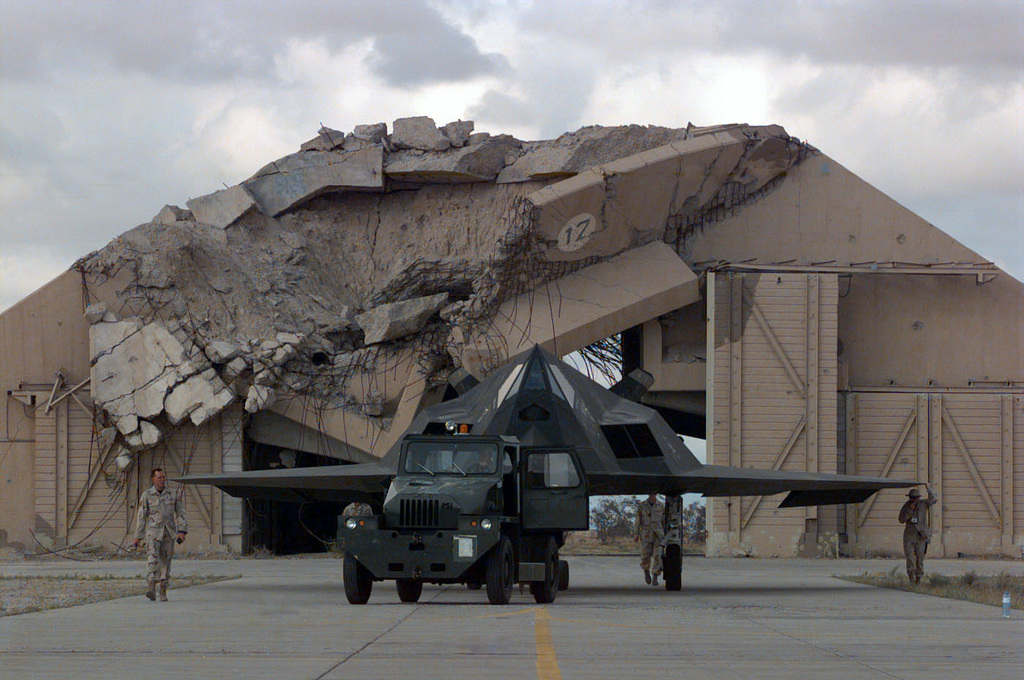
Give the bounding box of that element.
[562,530,705,555]
[0,574,234,616]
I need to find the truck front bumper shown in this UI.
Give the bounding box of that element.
[343,516,500,582]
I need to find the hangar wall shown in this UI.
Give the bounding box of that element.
[0,270,244,553]
[676,153,1023,558]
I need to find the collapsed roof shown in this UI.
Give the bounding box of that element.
[74,116,811,464]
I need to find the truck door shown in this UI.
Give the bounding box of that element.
[521,448,588,530]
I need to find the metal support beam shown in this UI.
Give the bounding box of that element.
[1001,395,1014,550]
[728,273,743,537]
[805,274,820,524]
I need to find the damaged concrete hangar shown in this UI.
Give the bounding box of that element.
[1,116,1021,559]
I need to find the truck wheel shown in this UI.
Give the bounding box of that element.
[530,536,558,604]
[344,552,373,604]
[664,544,682,591]
[557,559,570,591]
[485,536,514,605]
[396,579,423,603]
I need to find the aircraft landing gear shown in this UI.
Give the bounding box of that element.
[663,544,682,591]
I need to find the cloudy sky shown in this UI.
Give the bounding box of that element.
[1,0,1021,312]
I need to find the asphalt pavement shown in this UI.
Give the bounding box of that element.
[1,554,1021,679]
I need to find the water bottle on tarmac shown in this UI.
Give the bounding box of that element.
[1002,590,1011,618]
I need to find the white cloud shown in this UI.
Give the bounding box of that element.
[0,250,70,313]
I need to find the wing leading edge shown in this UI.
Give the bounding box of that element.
[586,465,914,505]
[178,463,393,504]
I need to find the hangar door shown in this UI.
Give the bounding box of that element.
[706,271,839,557]
[847,391,1023,557]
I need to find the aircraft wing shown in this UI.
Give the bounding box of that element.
[177,462,393,505]
[587,465,915,506]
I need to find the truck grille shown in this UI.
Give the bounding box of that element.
[400,498,440,527]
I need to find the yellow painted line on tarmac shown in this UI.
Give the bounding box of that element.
[534,607,562,680]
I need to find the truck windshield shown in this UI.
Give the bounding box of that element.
[403,441,500,475]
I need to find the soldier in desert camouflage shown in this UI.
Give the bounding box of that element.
[898,486,937,584]
[133,468,187,601]
[634,492,665,586]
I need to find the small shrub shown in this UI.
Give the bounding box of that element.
[590,497,637,544]
[958,570,978,587]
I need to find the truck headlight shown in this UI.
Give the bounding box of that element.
[345,518,359,529]
[480,518,492,530]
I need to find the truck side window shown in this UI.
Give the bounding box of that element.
[502,448,515,474]
[526,452,581,489]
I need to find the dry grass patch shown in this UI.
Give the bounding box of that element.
[841,567,1024,610]
[0,574,237,616]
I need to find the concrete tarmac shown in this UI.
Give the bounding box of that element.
[1,555,1021,679]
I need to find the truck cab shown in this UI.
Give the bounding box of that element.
[342,434,587,604]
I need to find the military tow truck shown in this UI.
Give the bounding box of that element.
[341,433,589,605]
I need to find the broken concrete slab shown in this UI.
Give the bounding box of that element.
[114,413,138,437]
[83,302,108,325]
[442,120,474,147]
[299,127,346,152]
[356,292,449,345]
[353,122,387,143]
[92,321,197,424]
[89,319,141,363]
[223,356,248,381]
[245,384,276,413]
[245,147,384,216]
[384,135,522,183]
[186,185,257,229]
[164,369,233,426]
[527,129,751,263]
[204,340,241,365]
[391,116,451,152]
[114,446,133,471]
[125,420,161,449]
[457,242,699,377]
[497,124,689,183]
[152,204,192,225]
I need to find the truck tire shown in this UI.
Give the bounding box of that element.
[485,536,514,605]
[557,559,570,591]
[396,579,423,603]
[344,552,373,604]
[529,536,558,604]
[663,544,682,591]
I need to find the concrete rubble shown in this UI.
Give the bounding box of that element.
[75,115,812,462]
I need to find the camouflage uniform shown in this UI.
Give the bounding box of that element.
[134,486,188,597]
[342,502,373,517]
[898,488,937,584]
[635,496,665,582]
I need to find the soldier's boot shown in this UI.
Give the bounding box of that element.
[644,569,651,584]
[145,581,156,601]
[651,573,659,587]
[157,583,168,602]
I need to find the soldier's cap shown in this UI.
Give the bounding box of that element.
[908,488,922,498]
